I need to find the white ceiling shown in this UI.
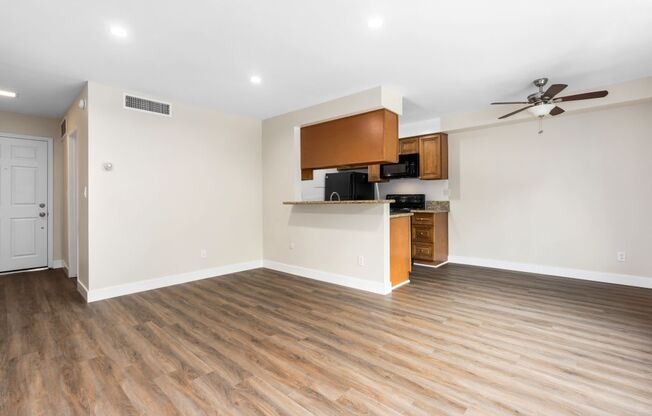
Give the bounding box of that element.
[1,0,651,122]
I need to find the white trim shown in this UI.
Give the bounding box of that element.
[66,131,79,277]
[413,261,449,269]
[263,260,390,295]
[47,138,53,268]
[0,131,54,269]
[391,279,410,290]
[76,279,88,301]
[52,259,65,269]
[448,256,652,289]
[85,260,263,303]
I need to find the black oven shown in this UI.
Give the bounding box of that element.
[381,154,419,179]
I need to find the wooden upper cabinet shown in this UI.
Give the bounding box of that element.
[367,164,386,183]
[300,109,399,180]
[418,133,448,180]
[399,138,419,155]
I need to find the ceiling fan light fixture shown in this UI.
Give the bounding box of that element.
[527,103,555,117]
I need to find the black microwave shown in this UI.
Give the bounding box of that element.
[381,154,419,179]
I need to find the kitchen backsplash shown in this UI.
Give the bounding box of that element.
[425,200,450,211]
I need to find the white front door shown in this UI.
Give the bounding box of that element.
[0,136,48,272]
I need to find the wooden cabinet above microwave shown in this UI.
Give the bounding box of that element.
[368,133,448,182]
[300,109,399,180]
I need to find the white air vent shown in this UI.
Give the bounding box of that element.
[124,94,171,116]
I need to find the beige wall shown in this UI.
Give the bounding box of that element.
[0,110,65,263]
[86,82,262,291]
[448,100,652,282]
[262,87,401,292]
[61,86,89,288]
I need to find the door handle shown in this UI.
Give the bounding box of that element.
[39,212,46,217]
[39,203,45,208]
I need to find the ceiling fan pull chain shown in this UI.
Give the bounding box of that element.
[538,116,543,134]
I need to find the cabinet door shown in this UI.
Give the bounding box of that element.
[367,164,387,183]
[419,134,448,180]
[412,225,434,243]
[412,242,434,261]
[412,213,434,225]
[399,138,419,155]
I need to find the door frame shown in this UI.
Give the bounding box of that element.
[0,131,54,269]
[66,131,78,277]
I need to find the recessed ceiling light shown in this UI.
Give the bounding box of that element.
[110,25,128,38]
[250,75,262,85]
[368,16,384,29]
[0,89,17,98]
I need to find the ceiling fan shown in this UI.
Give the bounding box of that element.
[491,78,608,120]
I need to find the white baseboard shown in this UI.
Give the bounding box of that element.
[76,279,88,301]
[263,260,390,295]
[85,260,263,303]
[413,261,449,269]
[52,259,65,269]
[448,256,652,289]
[392,279,410,290]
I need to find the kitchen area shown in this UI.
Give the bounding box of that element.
[284,107,449,292]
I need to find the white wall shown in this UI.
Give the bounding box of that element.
[86,82,262,291]
[267,204,390,294]
[262,87,400,292]
[448,100,652,284]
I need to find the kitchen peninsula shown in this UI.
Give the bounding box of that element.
[283,199,412,291]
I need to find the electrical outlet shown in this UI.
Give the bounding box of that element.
[200,249,207,258]
[617,251,626,262]
[358,255,365,266]
[289,242,295,250]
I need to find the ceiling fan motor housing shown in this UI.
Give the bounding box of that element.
[527,92,542,103]
[533,78,548,89]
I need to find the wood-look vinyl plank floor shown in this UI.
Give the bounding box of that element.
[1,264,651,415]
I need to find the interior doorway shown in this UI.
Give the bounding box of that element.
[66,131,78,277]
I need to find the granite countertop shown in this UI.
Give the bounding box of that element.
[411,201,450,213]
[283,200,394,205]
[390,212,414,219]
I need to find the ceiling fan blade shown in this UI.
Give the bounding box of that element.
[549,106,565,116]
[555,90,608,102]
[542,84,567,100]
[491,101,529,105]
[498,105,534,119]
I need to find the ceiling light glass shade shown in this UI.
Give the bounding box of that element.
[528,103,555,117]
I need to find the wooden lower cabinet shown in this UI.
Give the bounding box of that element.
[411,212,448,264]
[390,216,412,287]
